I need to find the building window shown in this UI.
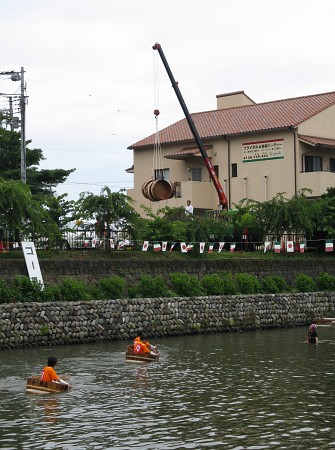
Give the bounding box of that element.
[155,168,170,180]
[174,182,181,198]
[192,168,202,181]
[305,155,322,172]
[232,163,237,177]
[330,158,335,172]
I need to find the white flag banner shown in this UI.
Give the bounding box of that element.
[218,242,225,252]
[91,238,97,248]
[142,241,149,251]
[264,241,271,253]
[162,241,168,252]
[199,242,205,253]
[286,241,294,252]
[180,242,187,253]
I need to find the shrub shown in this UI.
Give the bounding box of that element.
[95,276,126,299]
[0,279,15,303]
[261,275,287,294]
[128,275,172,298]
[170,272,205,297]
[220,272,237,295]
[11,276,44,302]
[235,273,261,294]
[57,277,92,301]
[316,272,335,292]
[293,273,316,293]
[41,285,62,302]
[201,274,226,295]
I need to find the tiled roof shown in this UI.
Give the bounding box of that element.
[165,145,212,159]
[129,91,335,149]
[298,135,335,148]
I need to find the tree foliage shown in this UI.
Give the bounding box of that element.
[252,191,318,239]
[0,178,49,242]
[77,187,139,239]
[0,127,75,196]
[316,187,335,238]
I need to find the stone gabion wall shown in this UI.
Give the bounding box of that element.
[1,292,334,350]
[1,258,335,286]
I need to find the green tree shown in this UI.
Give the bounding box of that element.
[39,193,77,248]
[254,193,290,240]
[43,193,76,229]
[316,187,335,238]
[77,187,139,240]
[254,191,318,240]
[0,127,75,196]
[0,178,49,243]
[136,206,187,241]
[230,199,265,242]
[286,190,318,237]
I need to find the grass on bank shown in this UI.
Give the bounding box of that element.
[0,248,333,261]
[1,272,335,305]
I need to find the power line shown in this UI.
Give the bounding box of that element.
[42,148,128,154]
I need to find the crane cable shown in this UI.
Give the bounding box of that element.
[152,51,164,180]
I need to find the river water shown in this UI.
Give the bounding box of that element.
[0,326,334,450]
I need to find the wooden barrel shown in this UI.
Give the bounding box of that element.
[142,179,174,201]
[141,180,154,200]
[150,180,174,201]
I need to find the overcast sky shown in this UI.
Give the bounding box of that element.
[1,0,335,200]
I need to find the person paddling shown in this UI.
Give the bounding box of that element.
[307,323,318,344]
[133,335,158,356]
[41,356,72,390]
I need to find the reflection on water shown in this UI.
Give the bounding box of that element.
[0,327,334,449]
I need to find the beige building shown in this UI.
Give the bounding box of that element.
[127,90,335,215]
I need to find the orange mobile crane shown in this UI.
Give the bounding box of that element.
[153,43,228,209]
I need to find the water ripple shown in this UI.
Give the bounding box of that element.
[0,327,334,449]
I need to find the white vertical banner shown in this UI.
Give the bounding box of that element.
[286,241,294,252]
[22,242,44,288]
[180,242,187,253]
[142,241,149,251]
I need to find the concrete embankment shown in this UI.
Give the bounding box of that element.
[1,292,334,350]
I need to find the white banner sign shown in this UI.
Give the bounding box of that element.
[242,138,284,163]
[22,242,44,288]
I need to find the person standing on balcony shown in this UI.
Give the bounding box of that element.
[185,200,193,215]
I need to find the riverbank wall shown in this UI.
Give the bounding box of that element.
[1,292,334,350]
[1,257,335,286]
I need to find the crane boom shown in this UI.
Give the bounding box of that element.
[153,42,228,209]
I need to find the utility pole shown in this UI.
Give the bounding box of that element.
[20,67,26,184]
[0,68,26,182]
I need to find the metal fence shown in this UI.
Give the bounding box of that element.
[0,234,333,254]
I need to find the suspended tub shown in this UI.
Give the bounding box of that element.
[142,179,174,202]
